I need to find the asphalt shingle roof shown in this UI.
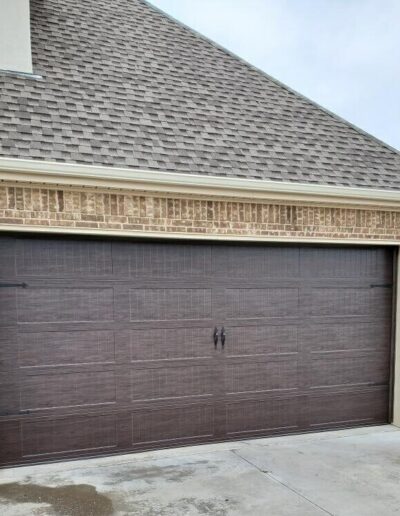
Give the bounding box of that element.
[0,0,399,189]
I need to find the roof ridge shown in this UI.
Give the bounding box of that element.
[142,0,400,157]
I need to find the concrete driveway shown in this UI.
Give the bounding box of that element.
[0,425,399,516]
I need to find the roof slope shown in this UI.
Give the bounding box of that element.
[0,0,399,189]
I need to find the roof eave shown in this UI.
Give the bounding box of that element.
[0,157,399,209]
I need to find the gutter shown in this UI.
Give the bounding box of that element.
[0,157,400,208]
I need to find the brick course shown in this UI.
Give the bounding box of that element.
[0,183,400,240]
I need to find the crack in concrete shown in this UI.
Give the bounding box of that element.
[231,449,335,516]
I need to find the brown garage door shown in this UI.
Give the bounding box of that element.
[0,236,393,466]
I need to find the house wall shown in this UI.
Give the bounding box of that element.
[1,182,400,241]
[0,180,399,425]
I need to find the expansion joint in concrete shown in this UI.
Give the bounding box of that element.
[231,449,334,516]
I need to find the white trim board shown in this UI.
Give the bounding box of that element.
[0,223,398,246]
[393,250,400,427]
[1,158,400,208]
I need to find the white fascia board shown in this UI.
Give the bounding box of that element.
[0,157,400,208]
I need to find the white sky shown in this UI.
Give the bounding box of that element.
[149,0,400,151]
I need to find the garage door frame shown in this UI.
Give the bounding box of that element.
[392,249,400,426]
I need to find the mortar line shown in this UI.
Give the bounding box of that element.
[232,449,335,516]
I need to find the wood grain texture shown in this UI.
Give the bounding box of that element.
[0,236,393,466]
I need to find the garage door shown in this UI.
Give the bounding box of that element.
[0,236,393,466]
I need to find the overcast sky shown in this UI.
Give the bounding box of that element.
[150,0,400,151]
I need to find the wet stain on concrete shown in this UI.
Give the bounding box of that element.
[111,465,194,483]
[0,483,113,516]
[104,461,214,486]
[124,496,237,516]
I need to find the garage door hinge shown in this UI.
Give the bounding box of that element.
[0,282,27,288]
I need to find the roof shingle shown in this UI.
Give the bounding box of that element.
[0,0,399,189]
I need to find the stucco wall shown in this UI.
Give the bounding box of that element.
[1,183,400,241]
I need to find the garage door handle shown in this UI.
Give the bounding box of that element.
[221,327,226,348]
[213,327,219,349]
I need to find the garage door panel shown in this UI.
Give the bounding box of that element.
[15,239,113,277]
[213,246,300,278]
[0,328,18,372]
[224,325,298,357]
[302,287,392,317]
[310,352,389,389]
[225,359,298,395]
[18,330,116,367]
[21,370,117,411]
[17,288,115,323]
[113,242,213,278]
[309,388,389,428]
[131,366,215,402]
[223,288,299,319]
[129,288,212,321]
[225,396,301,436]
[131,404,214,446]
[21,414,118,458]
[0,288,17,325]
[0,328,19,416]
[0,238,16,280]
[300,247,393,279]
[0,373,20,416]
[129,328,214,362]
[0,421,21,464]
[301,323,391,352]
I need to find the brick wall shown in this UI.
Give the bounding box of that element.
[1,183,400,240]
